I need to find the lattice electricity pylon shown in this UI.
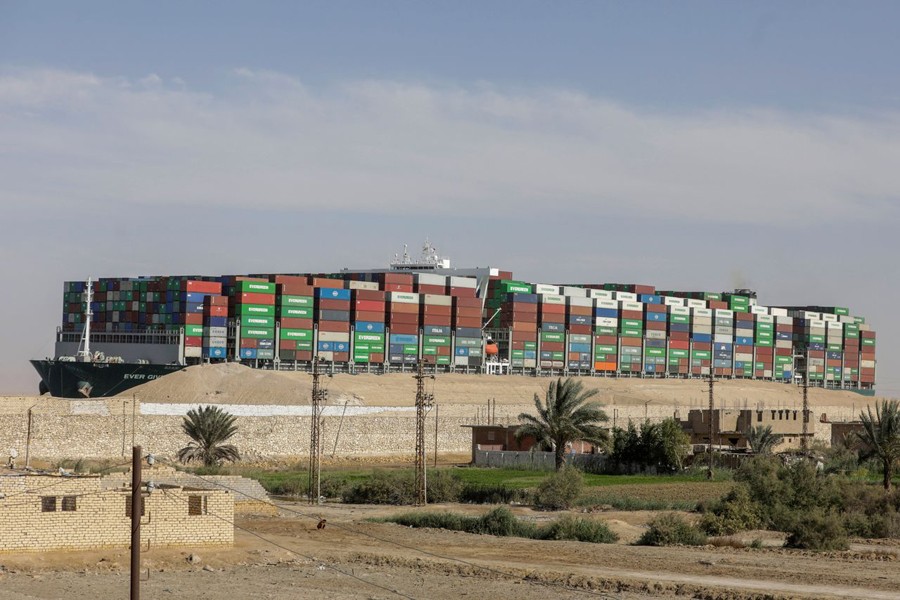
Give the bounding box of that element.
[308,356,328,504]
[707,369,716,479]
[414,361,435,506]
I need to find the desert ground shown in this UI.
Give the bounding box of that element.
[1,499,898,600]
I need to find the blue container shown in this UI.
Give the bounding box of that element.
[456,327,482,338]
[640,294,662,304]
[183,292,211,303]
[203,347,227,358]
[507,293,538,303]
[713,359,732,368]
[734,336,752,345]
[389,354,404,363]
[403,355,418,364]
[668,323,690,333]
[258,339,274,349]
[423,325,450,335]
[186,302,204,314]
[455,347,469,356]
[827,351,842,360]
[644,364,657,373]
[355,321,385,333]
[389,333,418,345]
[569,315,591,326]
[316,288,351,301]
[389,344,404,354]
[579,352,591,361]
[205,316,227,327]
[540,351,553,360]
[594,308,618,318]
[735,361,745,369]
[715,343,733,353]
[646,339,666,348]
[523,350,536,359]
[317,341,334,351]
[240,348,258,359]
[808,342,826,351]
[334,342,349,352]
[782,370,792,378]
[693,333,712,343]
[646,312,666,322]
[541,322,564,332]
[776,332,792,340]
[569,343,590,353]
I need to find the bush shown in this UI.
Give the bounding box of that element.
[381,507,617,544]
[699,485,762,535]
[533,467,583,510]
[538,515,619,543]
[343,470,417,504]
[637,513,707,546]
[459,483,523,505]
[424,470,463,503]
[785,510,849,551]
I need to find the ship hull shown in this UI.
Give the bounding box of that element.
[30,360,185,398]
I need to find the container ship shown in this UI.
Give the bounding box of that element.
[32,242,877,398]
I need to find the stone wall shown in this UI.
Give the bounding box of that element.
[0,473,233,552]
[0,397,843,462]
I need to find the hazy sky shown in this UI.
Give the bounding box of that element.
[1,2,898,396]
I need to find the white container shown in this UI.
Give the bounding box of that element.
[714,334,734,343]
[735,353,753,362]
[713,309,734,319]
[613,292,637,302]
[388,292,420,304]
[587,289,613,300]
[416,273,447,286]
[692,308,713,318]
[423,294,453,306]
[318,331,351,342]
[561,286,587,298]
[594,317,618,327]
[646,330,666,340]
[670,306,690,316]
[184,347,202,358]
[539,294,566,305]
[750,306,769,316]
[534,283,559,295]
[348,280,379,290]
[686,299,706,309]
[449,276,477,289]
[596,299,617,310]
[663,296,685,307]
[567,296,593,308]
[756,314,774,324]
[204,336,228,347]
[621,301,643,311]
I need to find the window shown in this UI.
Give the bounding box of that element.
[41,496,57,512]
[757,412,762,423]
[487,430,496,441]
[188,495,207,516]
[61,496,77,512]
[125,496,145,518]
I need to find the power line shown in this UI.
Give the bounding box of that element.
[0,459,134,501]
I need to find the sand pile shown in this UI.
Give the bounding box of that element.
[121,363,876,410]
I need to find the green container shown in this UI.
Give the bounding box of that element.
[862,338,875,346]
[456,337,481,347]
[755,362,765,370]
[622,319,642,329]
[834,307,849,316]
[244,316,275,328]
[498,280,533,294]
[669,348,688,358]
[238,304,275,317]
[775,356,793,364]
[436,356,451,365]
[237,280,276,294]
[755,339,774,347]
[756,322,774,332]
[594,326,617,335]
[423,346,438,355]
[511,350,525,358]
[541,332,564,342]
[185,324,204,337]
[692,350,711,359]
[646,347,665,357]
[403,345,418,355]
[354,355,370,363]
[523,341,537,350]
[827,343,843,351]
[242,327,275,339]
[279,307,311,319]
[808,334,825,343]
[296,341,313,351]
[670,314,690,324]
[551,351,565,360]
[595,344,617,354]
[354,343,370,353]
[621,328,642,337]
[355,332,385,343]
[280,328,313,341]
[424,336,451,345]
[280,295,313,307]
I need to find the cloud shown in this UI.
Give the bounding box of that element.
[1,67,899,225]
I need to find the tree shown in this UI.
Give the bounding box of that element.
[747,425,782,455]
[655,418,692,471]
[515,377,609,471]
[856,399,900,490]
[177,405,241,467]
[609,418,689,473]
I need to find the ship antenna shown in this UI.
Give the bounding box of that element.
[78,277,93,362]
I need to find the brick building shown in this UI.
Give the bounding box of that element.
[680,408,814,451]
[0,471,233,553]
[463,424,602,463]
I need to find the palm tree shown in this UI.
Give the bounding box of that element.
[177,405,241,467]
[515,377,609,471]
[856,399,900,490]
[746,425,782,455]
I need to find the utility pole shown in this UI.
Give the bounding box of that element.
[130,445,142,600]
[24,407,34,469]
[308,356,327,504]
[800,357,809,452]
[707,371,715,479]
[414,361,434,506]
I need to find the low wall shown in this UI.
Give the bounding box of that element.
[474,449,607,472]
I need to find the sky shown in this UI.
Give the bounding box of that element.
[1,2,898,396]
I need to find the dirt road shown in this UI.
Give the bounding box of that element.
[1,502,897,600]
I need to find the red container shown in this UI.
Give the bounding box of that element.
[205,295,229,307]
[278,283,314,296]
[708,301,728,310]
[318,298,351,311]
[645,304,666,314]
[646,321,666,331]
[693,342,712,351]
[390,323,418,335]
[569,325,591,334]
[185,336,202,347]
[449,287,476,298]
[389,303,419,314]
[669,332,690,341]
[388,313,419,325]
[354,300,386,312]
[621,310,642,319]
[383,273,414,285]
[318,321,350,333]
[183,280,222,294]
[669,341,690,350]
[296,350,313,361]
[417,284,445,295]
[333,352,349,362]
[308,277,344,289]
[353,310,385,322]
[423,315,452,326]
[279,317,313,329]
[280,340,296,350]
[455,317,482,328]
[422,305,452,316]
[542,341,565,352]
[368,353,385,363]
[621,337,642,347]
[383,284,415,292]
[240,292,275,305]
[567,305,592,316]
[240,339,258,349]
[511,322,537,332]
[539,304,565,315]
[454,297,481,308]
[594,335,617,344]
[455,308,483,318]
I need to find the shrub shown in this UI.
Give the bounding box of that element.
[533,466,583,510]
[459,483,523,504]
[472,507,530,537]
[785,510,849,551]
[538,515,619,543]
[699,485,762,535]
[424,470,463,503]
[343,470,416,504]
[637,513,707,546]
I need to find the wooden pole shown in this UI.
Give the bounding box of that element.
[130,445,142,600]
[24,408,33,469]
